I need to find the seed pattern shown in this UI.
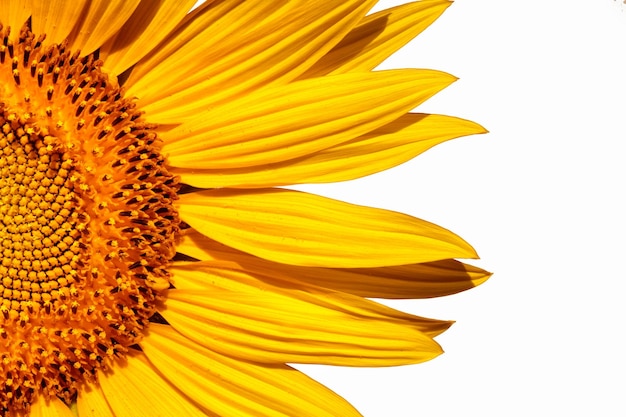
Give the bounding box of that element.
[0,25,180,412]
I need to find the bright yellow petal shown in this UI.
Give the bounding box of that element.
[142,324,363,417]
[170,260,451,336]
[160,261,447,366]
[30,0,89,45]
[99,0,198,76]
[176,230,491,299]
[65,0,141,56]
[77,383,116,417]
[177,188,477,268]
[176,228,237,261]
[172,113,486,188]
[129,0,376,112]
[125,0,275,90]
[162,70,455,168]
[30,396,75,417]
[302,0,452,77]
[98,353,206,417]
[0,0,30,40]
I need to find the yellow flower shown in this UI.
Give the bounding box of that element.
[0,1,489,416]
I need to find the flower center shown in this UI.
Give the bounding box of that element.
[0,26,180,412]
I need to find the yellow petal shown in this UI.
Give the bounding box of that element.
[65,0,142,56]
[98,353,206,417]
[142,324,363,417]
[30,396,75,417]
[99,0,198,76]
[125,0,274,90]
[172,113,486,188]
[161,261,447,366]
[176,230,491,299]
[303,0,452,77]
[0,0,30,41]
[129,0,376,112]
[175,228,235,261]
[30,0,89,45]
[77,383,116,417]
[170,260,451,336]
[162,70,456,168]
[177,188,477,268]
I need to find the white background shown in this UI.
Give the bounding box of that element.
[192,1,626,416]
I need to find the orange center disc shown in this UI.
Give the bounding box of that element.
[0,26,180,412]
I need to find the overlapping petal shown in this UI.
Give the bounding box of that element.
[98,354,206,417]
[128,0,377,115]
[65,0,141,56]
[99,0,198,75]
[161,261,446,366]
[176,230,490,299]
[178,188,477,268]
[76,384,115,417]
[303,0,452,77]
[142,324,363,417]
[170,260,452,335]
[30,0,88,45]
[124,0,279,90]
[162,70,455,169]
[172,113,485,188]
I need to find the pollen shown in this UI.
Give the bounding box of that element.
[0,26,180,412]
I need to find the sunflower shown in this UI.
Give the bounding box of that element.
[0,0,489,416]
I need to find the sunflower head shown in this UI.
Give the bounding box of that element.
[0,1,488,416]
